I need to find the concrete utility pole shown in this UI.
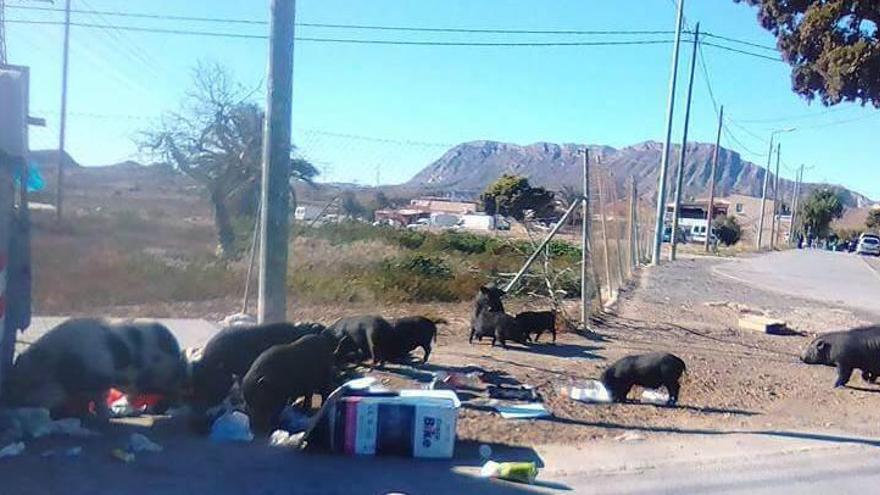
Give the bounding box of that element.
[757,128,794,250]
[629,178,637,270]
[669,23,699,261]
[258,0,296,324]
[598,171,613,298]
[651,0,686,265]
[55,0,71,222]
[770,142,781,249]
[788,164,804,245]
[580,149,590,327]
[705,105,723,252]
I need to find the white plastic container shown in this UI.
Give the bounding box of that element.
[640,389,670,405]
[567,380,612,403]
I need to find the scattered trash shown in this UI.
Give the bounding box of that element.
[488,385,538,402]
[640,389,670,405]
[10,408,52,438]
[221,313,257,328]
[210,410,254,442]
[269,430,305,448]
[278,407,312,434]
[614,431,646,442]
[111,448,135,463]
[128,433,163,453]
[494,403,550,420]
[431,371,483,390]
[479,444,493,460]
[47,418,99,438]
[109,394,137,417]
[0,442,25,459]
[42,446,83,458]
[480,460,538,485]
[567,381,612,404]
[329,388,459,458]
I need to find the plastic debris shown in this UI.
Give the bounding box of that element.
[479,444,493,460]
[431,371,482,390]
[111,449,135,463]
[0,442,25,459]
[480,461,538,484]
[494,403,550,420]
[269,430,305,448]
[221,313,257,328]
[48,418,99,438]
[567,380,612,404]
[641,389,670,405]
[488,385,538,402]
[128,433,163,453]
[210,411,254,442]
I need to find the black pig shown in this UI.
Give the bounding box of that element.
[601,352,686,405]
[515,311,557,343]
[802,326,880,387]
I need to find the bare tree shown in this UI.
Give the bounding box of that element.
[140,62,317,257]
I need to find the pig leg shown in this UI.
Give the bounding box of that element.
[665,380,680,406]
[551,328,557,343]
[421,345,431,364]
[834,364,853,388]
[469,327,476,344]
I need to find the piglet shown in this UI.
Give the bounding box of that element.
[600,352,686,405]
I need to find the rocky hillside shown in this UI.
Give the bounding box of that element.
[407,140,873,208]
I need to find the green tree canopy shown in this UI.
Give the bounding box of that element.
[481,175,555,222]
[735,0,880,107]
[800,189,844,238]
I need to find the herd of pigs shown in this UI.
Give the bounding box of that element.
[1,282,878,437]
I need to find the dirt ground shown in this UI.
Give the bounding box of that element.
[50,255,880,447]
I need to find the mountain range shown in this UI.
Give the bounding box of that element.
[406,140,873,208]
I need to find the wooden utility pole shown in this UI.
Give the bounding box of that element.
[705,105,723,252]
[580,149,591,326]
[258,0,296,324]
[629,178,637,270]
[610,178,626,286]
[770,143,782,249]
[55,0,71,222]
[651,0,686,265]
[669,23,699,261]
[597,171,613,298]
[788,164,804,245]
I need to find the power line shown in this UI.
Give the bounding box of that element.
[733,106,854,124]
[701,41,782,62]
[700,32,776,52]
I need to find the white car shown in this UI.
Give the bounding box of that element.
[857,234,880,256]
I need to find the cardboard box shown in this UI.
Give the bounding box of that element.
[329,390,459,459]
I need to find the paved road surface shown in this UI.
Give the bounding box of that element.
[713,250,880,318]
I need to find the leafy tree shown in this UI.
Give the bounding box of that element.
[735,0,880,107]
[481,174,555,221]
[140,62,317,257]
[799,189,844,238]
[340,191,367,219]
[867,207,880,230]
[712,214,742,246]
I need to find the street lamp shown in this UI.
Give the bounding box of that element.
[756,127,796,250]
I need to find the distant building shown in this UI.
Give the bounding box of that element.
[374,208,427,227]
[664,199,730,243]
[410,197,479,215]
[723,194,790,243]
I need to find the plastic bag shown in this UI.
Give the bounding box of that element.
[567,380,612,403]
[209,411,254,442]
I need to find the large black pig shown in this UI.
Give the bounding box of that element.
[802,326,880,387]
[601,352,686,405]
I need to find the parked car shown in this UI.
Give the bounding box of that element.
[856,234,880,256]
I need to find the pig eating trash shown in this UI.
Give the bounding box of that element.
[469,285,529,348]
[600,352,686,406]
[321,315,394,366]
[242,334,339,433]
[2,318,185,422]
[384,316,445,364]
[188,321,325,414]
[801,326,880,388]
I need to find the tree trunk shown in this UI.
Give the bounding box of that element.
[211,188,235,258]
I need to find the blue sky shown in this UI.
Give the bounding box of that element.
[6,0,879,199]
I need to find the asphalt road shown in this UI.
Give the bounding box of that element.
[713,249,880,318]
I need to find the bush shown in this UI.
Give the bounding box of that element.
[393,229,427,249]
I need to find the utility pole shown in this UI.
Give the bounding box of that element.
[1,0,7,64]
[770,142,781,250]
[629,178,637,269]
[788,164,804,245]
[651,0,686,265]
[757,128,794,250]
[669,23,699,261]
[55,0,71,222]
[705,105,723,252]
[258,0,296,324]
[580,149,590,327]
[598,171,613,298]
